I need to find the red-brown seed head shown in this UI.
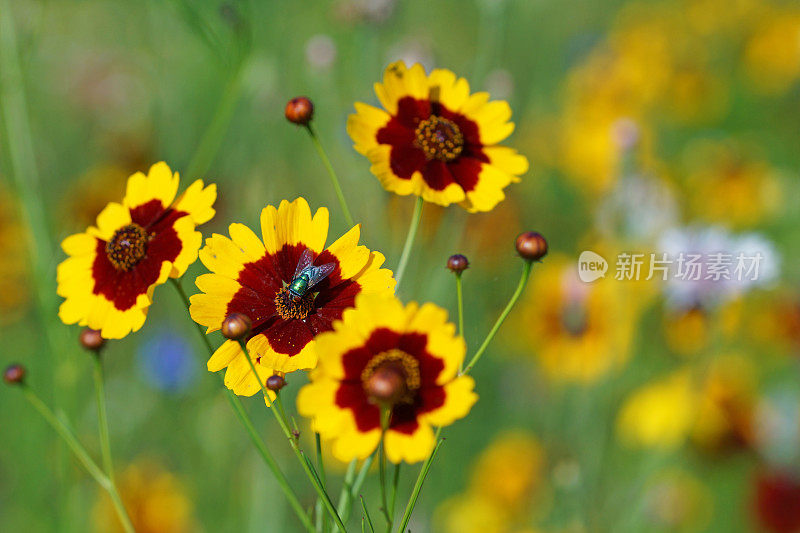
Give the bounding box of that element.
[3,364,26,385]
[447,254,469,274]
[266,374,286,391]
[79,329,106,351]
[515,231,548,261]
[222,313,252,340]
[285,97,314,125]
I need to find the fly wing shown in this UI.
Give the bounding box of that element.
[305,262,336,290]
[293,249,315,279]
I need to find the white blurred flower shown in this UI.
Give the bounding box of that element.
[386,39,434,71]
[611,117,641,152]
[305,34,337,70]
[658,226,780,310]
[754,389,800,466]
[596,173,679,245]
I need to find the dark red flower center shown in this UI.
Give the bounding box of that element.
[361,349,421,406]
[273,287,315,320]
[414,116,464,162]
[105,223,148,271]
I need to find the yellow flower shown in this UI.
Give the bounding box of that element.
[518,256,637,383]
[642,469,713,531]
[297,293,477,463]
[691,354,756,452]
[347,61,528,212]
[743,8,800,95]
[190,198,395,392]
[57,162,216,339]
[683,139,781,228]
[0,186,29,324]
[617,369,697,449]
[469,431,545,513]
[435,493,512,533]
[93,460,195,533]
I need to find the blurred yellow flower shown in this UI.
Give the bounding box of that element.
[519,256,638,383]
[348,61,528,212]
[435,431,545,533]
[617,369,697,449]
[93,461,194,533]
[691,354,756,452]
[0,186,29,324]
[743,8,800,94]
[683,139,781,228]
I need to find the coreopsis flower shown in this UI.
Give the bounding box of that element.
[517,256,638,383]
[57,163,216,339]
[189,198,395,393]
[617,369,697,450]
[347,61,528,212]
[297,293,477,463]
[93,460,195,533]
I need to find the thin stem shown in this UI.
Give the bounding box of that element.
[92,353,115,484]
[360,496,376,533]
[237,340,348,533]
[394,197,424,291]
[20,385,134,533]
[338,454,376,529]
[461,260,534,375]
[305,124,355,227]
[397,430,445,533]
[388,463,401,529]
[185,60,247,179]
[378,409,392,527]
[456,272,464,338]
[169,279,315,533]
[315,432,327,532]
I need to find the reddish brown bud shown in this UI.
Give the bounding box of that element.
[266,374,286,391]
[285,97,314,125]
[447,254,469,273]
[515,231,548,261]
[222,313,252,340]
[79,329,106,351]
[3,364,26,385]
[364,365,407,406]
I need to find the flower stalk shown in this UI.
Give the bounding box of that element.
[394,197,424,290]
[92,352,115,484]
[19,384,134,533]
[305,124,355,228]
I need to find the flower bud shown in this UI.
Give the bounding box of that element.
[3,364,26,385]
[79,329,106,351]
[285,97,314,125]
[222,313,252,340]
[447,254,469,274]
[266,374,286,391]
[365,365,407,406]
[515,231,548,261]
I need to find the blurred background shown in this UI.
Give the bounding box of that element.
[1,0,800,531]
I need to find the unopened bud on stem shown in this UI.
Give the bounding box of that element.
[515,231,548,261]
[222,313,252,340]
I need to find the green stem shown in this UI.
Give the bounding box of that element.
[237,341,348,533]
[169,279,315,533]
[455,272,464,338]
[388,463,401,530]
[397,429,445,533]
[360,496,376,533]
[461,260,533,375]
[305,124,355,227]
[20,385,134,533]
[394,197,424,291]
[338,454,376,530]
[92,353,115,484]
[378,409,392,527]
[185,61,247,179]
[315,432,327,532]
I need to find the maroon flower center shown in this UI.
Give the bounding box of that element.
[414,116,464,162]
[361,349,421,406]
[273,286,315,320]
[105,223,148,271]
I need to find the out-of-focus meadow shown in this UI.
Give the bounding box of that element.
[2,0,800,531]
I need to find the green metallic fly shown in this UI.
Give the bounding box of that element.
[287,249,335,301]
